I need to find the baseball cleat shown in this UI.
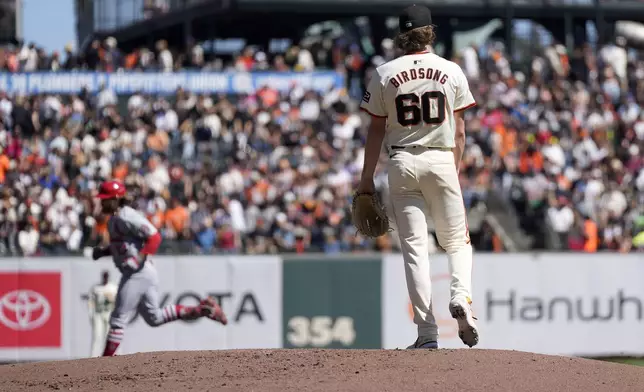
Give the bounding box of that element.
[200,297,228,325]
[449,300,479,348]
[407,338,439,349]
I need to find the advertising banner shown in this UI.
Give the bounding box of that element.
[282,256,382,349]
[5,253,644,360]
[0,71,344,95]
[0,256,281,361]
[70,256,282,358]
[383,253,644,357]
[0,260,73,362]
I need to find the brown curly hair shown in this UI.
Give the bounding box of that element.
[394,26,436,53]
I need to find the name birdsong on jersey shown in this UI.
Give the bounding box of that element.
[391,68,449,88]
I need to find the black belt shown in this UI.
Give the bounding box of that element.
[391,145,450,151]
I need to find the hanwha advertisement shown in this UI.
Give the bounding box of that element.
[382,253,644,357]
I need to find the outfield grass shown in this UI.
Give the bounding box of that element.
[595,358,644,367]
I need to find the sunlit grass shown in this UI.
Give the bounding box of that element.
[594,358,644,367]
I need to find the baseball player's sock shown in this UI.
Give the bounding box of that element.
[162,305,202,322]
[447,243,473,303]
[102,328,123,356]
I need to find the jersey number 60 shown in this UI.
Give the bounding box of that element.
[395,91,446,127]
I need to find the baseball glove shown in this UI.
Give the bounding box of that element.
[351,192,390,238]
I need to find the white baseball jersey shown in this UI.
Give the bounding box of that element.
[107,206,158,273]
[89,282,118,314]
[360,51,476,149]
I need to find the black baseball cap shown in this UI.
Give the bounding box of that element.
[399,4,432,33]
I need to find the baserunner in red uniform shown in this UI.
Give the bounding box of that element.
[92,180,228,356]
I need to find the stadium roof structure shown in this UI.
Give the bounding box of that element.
[78,0,644,55]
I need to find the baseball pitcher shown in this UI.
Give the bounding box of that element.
[88,270,117,357]
[357,5,478,349]
[92,180,228,357]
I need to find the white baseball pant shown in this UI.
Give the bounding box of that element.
[90,311,110,357]
[387,147,473,342]
[110,262,168,330]
[102,261,207,356]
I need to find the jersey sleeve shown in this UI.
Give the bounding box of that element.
[123,209,157,237]
[454,68,476,112]
[360,71,387,118]
[122,208,162,255]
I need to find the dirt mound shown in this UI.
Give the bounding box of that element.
[1,349,642,392]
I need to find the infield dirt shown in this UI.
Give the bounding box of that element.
[1,349,642,392]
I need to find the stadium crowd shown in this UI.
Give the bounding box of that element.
[0,36,348,74]
[0,33,642,256]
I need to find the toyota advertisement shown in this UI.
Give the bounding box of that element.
[0,257,282,362]
[0,260,72,362]
[0,272,61,348]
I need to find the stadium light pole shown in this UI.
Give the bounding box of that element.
[16,0,23,43]
[593,0,605,46]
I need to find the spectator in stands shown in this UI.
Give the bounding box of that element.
[194,216,217,254]
[217,221,241,254]
[156,40,173,72]
[547,195,575,250]
[0,30,642,256]
[63,43,80,70]
[85,40,101,70]
[165,197,190,240]
[18,42,38,72]
[103,37,123,72]
[17,220,38,256]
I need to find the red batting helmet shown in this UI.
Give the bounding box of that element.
[97,180,126,200]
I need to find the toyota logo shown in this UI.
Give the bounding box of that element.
[0,290,51,331]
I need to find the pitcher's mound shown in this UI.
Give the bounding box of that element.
[1,349,642,392]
